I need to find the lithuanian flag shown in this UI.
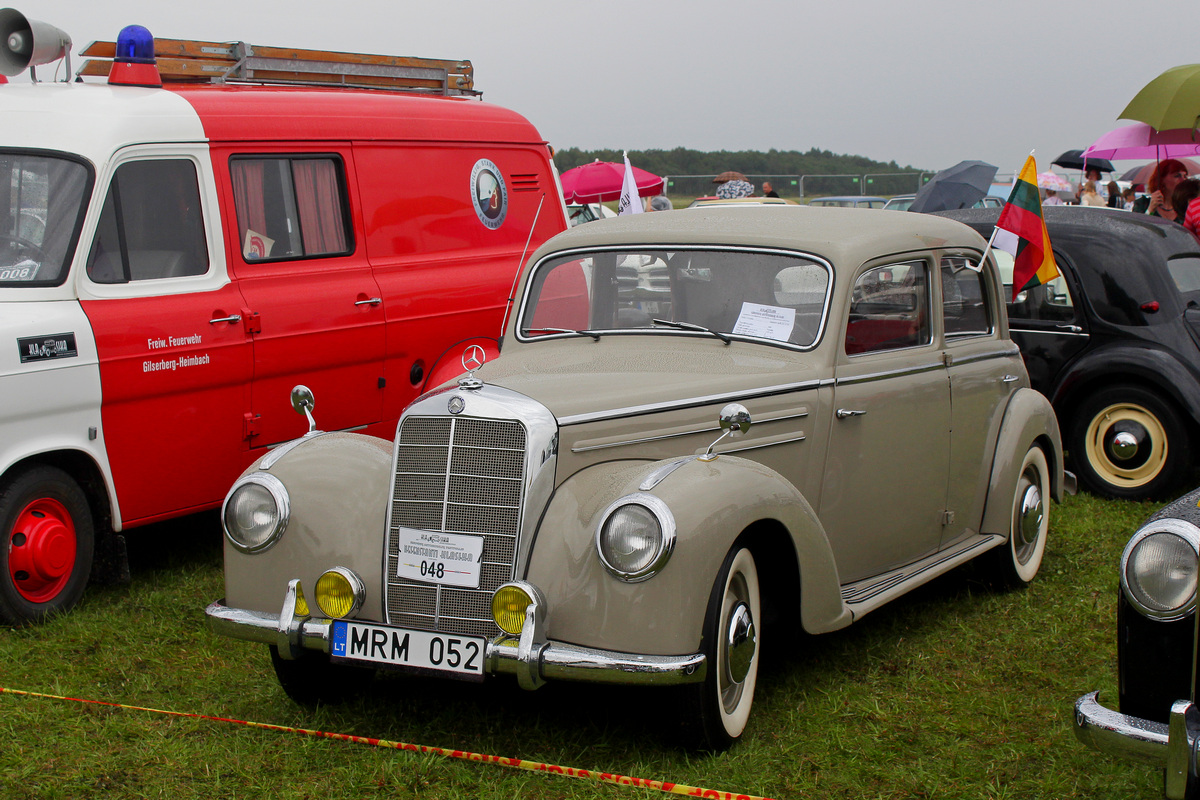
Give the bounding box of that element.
[993,155,1059,301]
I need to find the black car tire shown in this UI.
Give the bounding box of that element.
[269,645,374,706]
[985,445,1049,588]
[1069,385,1190,500]
[677,544,761,751]
[0,465,95,626]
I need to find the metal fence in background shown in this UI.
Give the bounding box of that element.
[662,172,1025,200]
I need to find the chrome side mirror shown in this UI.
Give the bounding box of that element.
[700,403,751,462]
[290,385,319,434]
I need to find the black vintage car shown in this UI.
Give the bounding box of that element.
[1073,486,1200,798]
[938,207,1200,500]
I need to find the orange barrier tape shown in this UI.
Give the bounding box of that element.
[0,685,776,800]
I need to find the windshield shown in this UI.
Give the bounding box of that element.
[519,247,832,348]
[0,152,91,287]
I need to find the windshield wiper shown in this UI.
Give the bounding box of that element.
[525,327,602,341]
[652,318,731,345]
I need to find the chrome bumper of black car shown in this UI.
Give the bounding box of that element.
[205,580,706,691]
[1075,690,1200,799]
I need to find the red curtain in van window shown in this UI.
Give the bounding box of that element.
[292,159,347,255]
[230,160,267,248]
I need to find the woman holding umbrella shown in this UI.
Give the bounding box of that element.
[1132,158,1189,220]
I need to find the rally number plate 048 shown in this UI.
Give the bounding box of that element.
[330,620,485,681]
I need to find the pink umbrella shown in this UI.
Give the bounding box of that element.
[1083,123,1200,160]
[560,159,664,204]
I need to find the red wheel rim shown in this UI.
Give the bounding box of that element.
[8,497,77,603]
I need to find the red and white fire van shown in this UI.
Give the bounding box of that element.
[0,10,567,624]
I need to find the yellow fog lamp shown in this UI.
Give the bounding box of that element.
[315,567,365,619]
[492,583,537,635]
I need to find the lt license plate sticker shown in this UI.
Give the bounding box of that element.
[395,529,484,588]
[331,620,485,679]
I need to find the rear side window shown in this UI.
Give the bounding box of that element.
[941,256,992,338]
[87,159,209,284]
[230,156,352,262]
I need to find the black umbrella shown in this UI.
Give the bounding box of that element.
[1051,150,1115,173]
[908,160,998,213]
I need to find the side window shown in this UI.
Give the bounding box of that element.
[845,260,931,355]
[941,256,992,338]
[990,248,1076,324]
[230,156,351,262]
[87,159,209,283]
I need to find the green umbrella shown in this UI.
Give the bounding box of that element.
[1119,63,1200,132]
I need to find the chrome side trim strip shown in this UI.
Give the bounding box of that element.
[559,380,828,427]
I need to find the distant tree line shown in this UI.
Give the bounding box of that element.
[552,147,924,178]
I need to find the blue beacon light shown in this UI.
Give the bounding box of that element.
[108,24,161,87]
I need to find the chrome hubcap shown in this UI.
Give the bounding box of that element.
[724,601,756,685]
[1017,482,1044,561]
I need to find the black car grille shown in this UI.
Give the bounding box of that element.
[385,416,527,639]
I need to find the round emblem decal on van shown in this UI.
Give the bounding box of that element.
[470,159,508,230]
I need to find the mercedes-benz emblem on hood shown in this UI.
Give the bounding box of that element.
[448,395,466,415]
[459,344,486,390]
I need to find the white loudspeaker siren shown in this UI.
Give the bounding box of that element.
[0,8,72,77]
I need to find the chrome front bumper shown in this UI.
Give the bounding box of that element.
[205,580,706,691]
[1074,690,1200,799]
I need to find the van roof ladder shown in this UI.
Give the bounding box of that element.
[77,38,477,96]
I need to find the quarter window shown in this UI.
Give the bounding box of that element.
[845,261,931,355]
[230,156,351,261]
[87,159,209,283]
[941,256,992,338]
[990,249,1076,323]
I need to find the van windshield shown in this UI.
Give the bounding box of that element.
[519,247,832,349]
[0,152,90,287]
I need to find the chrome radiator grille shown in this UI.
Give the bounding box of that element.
[386,415,527,638]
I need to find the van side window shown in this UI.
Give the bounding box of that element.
[230,156,351,261]
[87,160,209,284]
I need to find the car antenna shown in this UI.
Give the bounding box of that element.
[498,193,545,352]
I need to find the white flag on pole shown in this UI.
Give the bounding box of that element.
[617,151,643,216]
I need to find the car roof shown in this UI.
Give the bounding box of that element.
[810,196,886,202]
[529,206,985,267]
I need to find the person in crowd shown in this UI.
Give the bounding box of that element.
[1173,179,1200,232]
[1083,167,1107,202]
[645,194,673,212]
[1184,195,1200,239]
[1121,187,1137,210]
[1042,188,1063,206]
[1080,181,1105,207]
[1132,159,1189,219]
[762,181,779,198]
[1106,181,1123,208]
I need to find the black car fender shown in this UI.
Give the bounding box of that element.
[1050,340,1200,425]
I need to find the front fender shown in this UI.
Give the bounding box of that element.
[1053,341,1200,424]
[980,388,1064,537]
[525,455,850,657]
[221,432,394,619]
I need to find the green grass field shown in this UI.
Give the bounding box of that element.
[0,492,1174,799]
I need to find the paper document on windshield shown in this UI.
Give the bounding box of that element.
[732,302,795,341]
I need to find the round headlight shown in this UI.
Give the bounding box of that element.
[222,473,290,554]
[1122,519,1200,620]
[315,568,365,619]
[596,494,675,582]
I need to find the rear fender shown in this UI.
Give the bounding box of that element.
[525,455,850,657]
[980,388,1064,537]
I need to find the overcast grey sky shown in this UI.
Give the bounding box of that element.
[24,0,1200,176]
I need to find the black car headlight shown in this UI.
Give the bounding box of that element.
[1121,519,1200,620]
[222,473,290,554]
[595,493,675,582]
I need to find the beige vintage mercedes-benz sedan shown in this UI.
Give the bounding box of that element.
[206,206,1067,750]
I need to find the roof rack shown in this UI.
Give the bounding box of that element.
[77,38,477,96]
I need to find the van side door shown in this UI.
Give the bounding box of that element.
[221,150,386,448]
[78,147,253,527]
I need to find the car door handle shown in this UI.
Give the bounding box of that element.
[836,408,866,419]
[355,297,383,306]
[1002,374,1021,383]
[1054,324,1083,333]
[209,314,242,325]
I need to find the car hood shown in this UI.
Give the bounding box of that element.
[475,336,819,424]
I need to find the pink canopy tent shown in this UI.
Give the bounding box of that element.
[560,159,664,204]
